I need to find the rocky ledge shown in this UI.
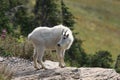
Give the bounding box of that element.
[0,57,120,80]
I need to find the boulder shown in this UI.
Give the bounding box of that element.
[0,57,120,80]
[0,56,4,62]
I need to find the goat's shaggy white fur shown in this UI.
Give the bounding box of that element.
[28,24,74,69]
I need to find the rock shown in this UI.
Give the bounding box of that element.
[12,67,120,80]
[44,60,59,69]
[0,56,4,62]
[0,57,120,80]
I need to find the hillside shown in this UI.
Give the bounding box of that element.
[64,0,120,59]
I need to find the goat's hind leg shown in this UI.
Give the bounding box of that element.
[33,48,40,70]
[37,47,47,70]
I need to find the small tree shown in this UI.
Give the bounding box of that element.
[14,7,34,36]
[61,0,87,67]
[34,0,61,27]
[61,0,75,28]
[91,51,113,68]
[0,0,13,33]
[2,0,32,36]
[115,54,120,73]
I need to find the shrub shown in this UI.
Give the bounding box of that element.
[0,35,58,61]
[115,54,120,73]
[0,35,13,57]
[0,35,33,60]
[90,50,113,68]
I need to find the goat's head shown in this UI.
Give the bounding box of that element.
[57,29,73,49]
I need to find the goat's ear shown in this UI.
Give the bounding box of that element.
[64,30,68,35]
[66,34,69,38]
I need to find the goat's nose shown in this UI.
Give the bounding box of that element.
[57,44,60,47]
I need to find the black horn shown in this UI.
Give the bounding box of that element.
[61,29,64,35]
[64,30,68,36]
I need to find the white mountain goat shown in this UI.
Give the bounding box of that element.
[28,24,74,70]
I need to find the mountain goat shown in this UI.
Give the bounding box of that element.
[28,24,74,70]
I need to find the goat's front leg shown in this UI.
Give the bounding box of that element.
[57,49,66,68]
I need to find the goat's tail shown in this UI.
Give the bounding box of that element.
[28,33,32,41]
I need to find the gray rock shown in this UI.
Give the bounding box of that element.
[0,57,120,80]
[0,56,4,62]
[12,67,120,80]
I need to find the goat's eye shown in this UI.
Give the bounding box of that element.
[63,37,66,39]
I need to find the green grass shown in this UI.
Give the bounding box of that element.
[64,0,120,60]
[0,64,13,80]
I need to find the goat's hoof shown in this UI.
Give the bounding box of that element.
[34,66,41,70]
[59,64,65,68]
[61,66,65,68]
[42,67,48,70]
[36,68,40,70]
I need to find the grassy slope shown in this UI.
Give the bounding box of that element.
[64,0,120,60]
